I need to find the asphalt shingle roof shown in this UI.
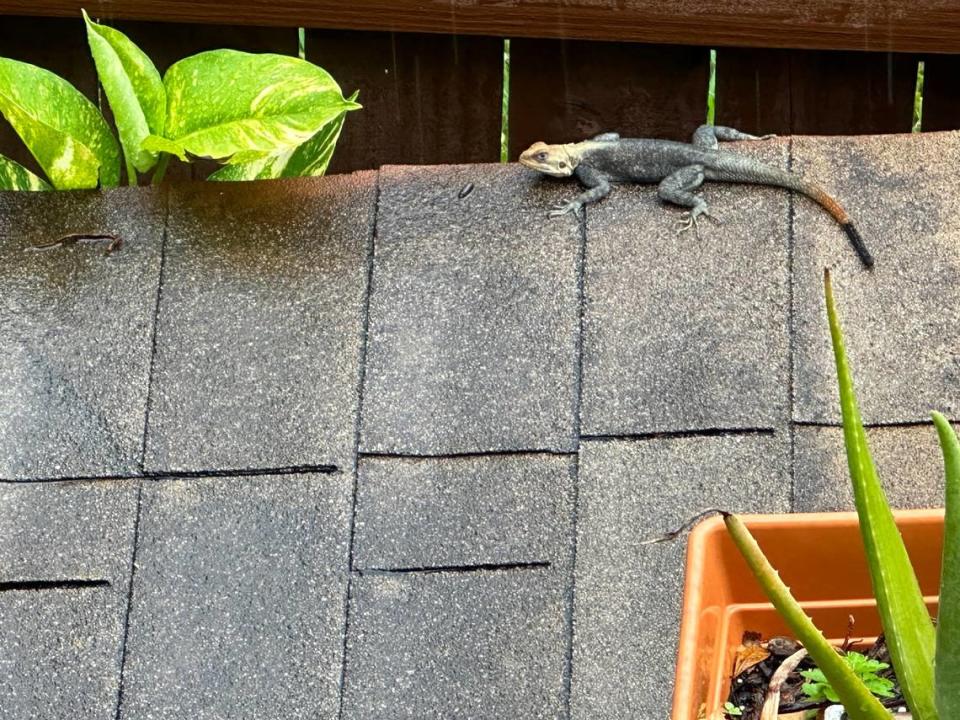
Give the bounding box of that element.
[2,131,958,719]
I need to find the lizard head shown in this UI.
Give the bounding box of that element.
[519,141,577,177]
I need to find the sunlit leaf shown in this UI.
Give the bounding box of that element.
[143,50,360,164]
[84,9,165,174]
[933,412,960,718]
[206,150,294,181]
[0,153,50,190]
[282,100,352,177]
[0,57,119,188]
[825,268,938,720]
[207,104,351,181]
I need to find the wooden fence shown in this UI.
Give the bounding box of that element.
[1,2,958,177]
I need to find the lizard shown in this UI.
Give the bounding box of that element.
[518,125,874,269]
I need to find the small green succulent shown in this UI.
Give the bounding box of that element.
[801,651,896,703]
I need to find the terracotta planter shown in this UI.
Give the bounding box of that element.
[671,509,944,720]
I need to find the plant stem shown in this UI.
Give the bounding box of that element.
[724,513,892,720]
[124,155,137,187]
[151,154,170,186]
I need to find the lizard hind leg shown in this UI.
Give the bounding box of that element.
[658,165,721,239]
[692,124,776,150]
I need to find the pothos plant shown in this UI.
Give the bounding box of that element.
[724,269,960,719]
[0,10,360,190]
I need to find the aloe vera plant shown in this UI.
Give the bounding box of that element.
[725,269,960,719]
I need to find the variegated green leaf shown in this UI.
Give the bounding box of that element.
[825,269,938,720]
[0,57,119,189]
[0,153,50,190]
[207,105,350,181]
[282,99,352,177]
[934,412,960,718]
[143,50,360,164]
[206,150,294,181]
[84,10,165,175]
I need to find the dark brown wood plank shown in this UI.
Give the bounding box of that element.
[919,54,960,131]
[508,39,709,158]
[717,47,918,135]
[307,30,502,172]
[2,1,960,55]
[109,20,297,72]
[714,48,792,136]
[787,50,918,134]
[0,15,98,180]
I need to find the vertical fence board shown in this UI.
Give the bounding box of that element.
[107,21,298,181]
[918,55,960,132]
[0,15,98,180]
[787,50,918,135]
[714,48,792,135]
[109,21,297,72]
[717,48,918,136]
[306,30,502,173]
[508,39,710,157]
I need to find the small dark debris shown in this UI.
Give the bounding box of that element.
[458,182,474,199]
[26,233,122,255]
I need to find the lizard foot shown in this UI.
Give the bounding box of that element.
[675,208,722,238]
[676,213,702,239]
[548,200,583,219]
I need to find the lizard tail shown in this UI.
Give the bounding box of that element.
[708,156,874,269]
[801,183,875,269]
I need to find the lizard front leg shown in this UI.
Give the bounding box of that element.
[658,165,721,238]
[549,166,611,218]
[692,124,776,151]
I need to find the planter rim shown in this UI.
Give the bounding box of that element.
[673,507,945,719]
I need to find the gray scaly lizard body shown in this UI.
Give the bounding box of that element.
[519,125,874,268]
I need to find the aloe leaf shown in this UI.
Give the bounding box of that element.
[83,10,165,174]
[825,268,938,720]
[933,412,960,717]
[144,50,360,164]
[207,105,351,181]
[724,513,891,720]
[0,153,51,190]
[0,57,120,188]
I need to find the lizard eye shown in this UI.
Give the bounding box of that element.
[536,152,547,161]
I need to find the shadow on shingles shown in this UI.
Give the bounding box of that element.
[167,179,354,279]
[1,343,128,478]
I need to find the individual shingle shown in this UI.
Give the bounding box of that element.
[143,174,375,473]
[792,131,960,424]
[794,424,945,512]
[354,452,575,570]
[0,481,137,720]
[342,569,568,720]
[0,480,138,583]
[360,164,582,455]
[580,141,791,436]
[120,474,352,720]
[0,587,126,720]
[570,434,791,720]
[0,188,164,479]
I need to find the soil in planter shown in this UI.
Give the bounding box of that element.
[724,629,908,719]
